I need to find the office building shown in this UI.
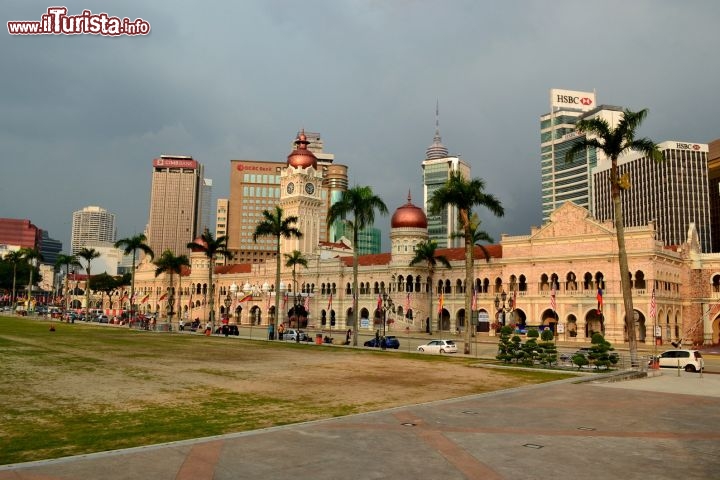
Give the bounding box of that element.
[0,218,42,256]
[594,141,712,252]
[707,138,720,252]
[422,107,470,248]
[216,198,228,240]
[39,230,62,266]
[146,155,206,256]
[540,88,604,222]
[198,178,213,236]
[71,206,116,254]
[334,222,381,255]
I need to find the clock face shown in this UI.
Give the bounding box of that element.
[304,182,315,195]
[286,182,295,194]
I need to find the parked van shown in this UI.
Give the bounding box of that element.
[652,349,704,372]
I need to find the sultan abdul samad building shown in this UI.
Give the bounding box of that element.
[121,132,720,347]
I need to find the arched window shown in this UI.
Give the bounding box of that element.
[406,275,414,293]
[634,271,646,290]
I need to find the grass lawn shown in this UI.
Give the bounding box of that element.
[0,316,572,465]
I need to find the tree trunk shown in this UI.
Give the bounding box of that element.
[130,251,136,319]
[612,159,638,366]
[427,270,433,335]
[462,209,473,355]
[273,235,281,338]
[352,227,359,346]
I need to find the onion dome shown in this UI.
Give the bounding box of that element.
[391,192,428,229]
[189,236,208,253]
[287,129,318,169]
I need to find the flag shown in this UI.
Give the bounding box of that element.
[649,288,656,319]
[159,293,168,301]
[327,292,333,311]
[512,289,518,311]
[141,294,150,304]
[377,294,382,311]
[471,288,477,311]
[596,288,603,314]
[550,284,556,311]
[438,291,444,314]
[304,295,310,313]
[282,292,288,310]
[405,292,410,312]
[238,292,253,303]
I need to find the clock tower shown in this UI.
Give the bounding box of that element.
[280,130,324,256]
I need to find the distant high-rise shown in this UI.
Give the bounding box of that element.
[594,141,711,252]
[147,155,206,256]
[39,230,62,266]
[422,105,470,248]
[707,139,720,252]
[540,88,602,222]
[71,206,116,254]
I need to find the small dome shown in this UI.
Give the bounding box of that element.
[391,192,428,229]
[189,236,208,253]
[287,130,317,169]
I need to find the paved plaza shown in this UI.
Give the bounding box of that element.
[1,369,719,480]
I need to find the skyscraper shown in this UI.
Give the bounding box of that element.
[71,206,116,254]
[539,88,601,222]
[707,138,720,252]
[594,141,712,252]
[422,105,470,248]
[146,155,207,256]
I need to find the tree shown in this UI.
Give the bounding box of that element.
[4,250,24,309]
[55,254,81,312]
[77,247,101,321]
[521,328,540,366]
[253,207,302,338]
[538,329,558,367]
[566,108,662,367]
[20,248,42,311]
[88,272,121,311]
[284,250,308,340]
[187,229,231,327]
[409,240,451,335]
[115,234,154,316]
[496,325,516,364]
[429,171,504,354]
[327,186,388,346]
[154,250,190,321]
[588,332,618,370]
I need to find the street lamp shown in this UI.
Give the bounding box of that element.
[229,282,241,325]
[494,290,513,328]
[381,292,395,346]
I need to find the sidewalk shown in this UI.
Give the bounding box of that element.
[2,370,718,479]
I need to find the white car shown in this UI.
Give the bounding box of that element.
[653,349,705,372]
[417,339,458,354]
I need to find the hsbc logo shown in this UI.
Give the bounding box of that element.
[676,143,701,151]
[556,95,593,106]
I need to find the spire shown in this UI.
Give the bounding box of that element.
[407,189,412,204]
[425,100,449,160]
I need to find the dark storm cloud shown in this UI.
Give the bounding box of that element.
[1,0,718,252]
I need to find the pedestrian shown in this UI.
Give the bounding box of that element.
[179,319,185,331]
[375,329,380,346]
[345,328,352,345]
[268,322,275,340]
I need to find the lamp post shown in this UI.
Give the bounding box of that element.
[494,290,512,328]
[381,292,395,346]
[229,282,240,325]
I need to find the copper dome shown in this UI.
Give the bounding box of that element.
[391,192,428,229]
[287,130,317,169]
[189,236,208,253]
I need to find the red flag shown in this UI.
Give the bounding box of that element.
[327,292,333,311]
[377,294,382,311]
[438,291,444,314]
[282,292,288,310]
[471,288,477,311]
[238,293,253,303]
[596,288,603,314]
[405,292,410,311]
[512,289,518,311]
[550,285,556,311]
[304,295,310,313]
[159,293,168,301]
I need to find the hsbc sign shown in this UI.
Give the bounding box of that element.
[550,89,596,112]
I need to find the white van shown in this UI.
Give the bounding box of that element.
[654,349,704,372]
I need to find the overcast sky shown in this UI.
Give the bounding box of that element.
[2,0,718,253]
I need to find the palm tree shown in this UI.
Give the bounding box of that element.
[153,250,190,322]
[187,229,231,327]
[327,186,388,346]
[20,248,41,311]
[284,250,309,337]
[55,254,81,313]
[429,172,504,354]
[77,247,101,321]
[409,240,451,335]
[566,108,661,366]
[115,234,154,317]
[5,250,23,310]
[253,206,302,338]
